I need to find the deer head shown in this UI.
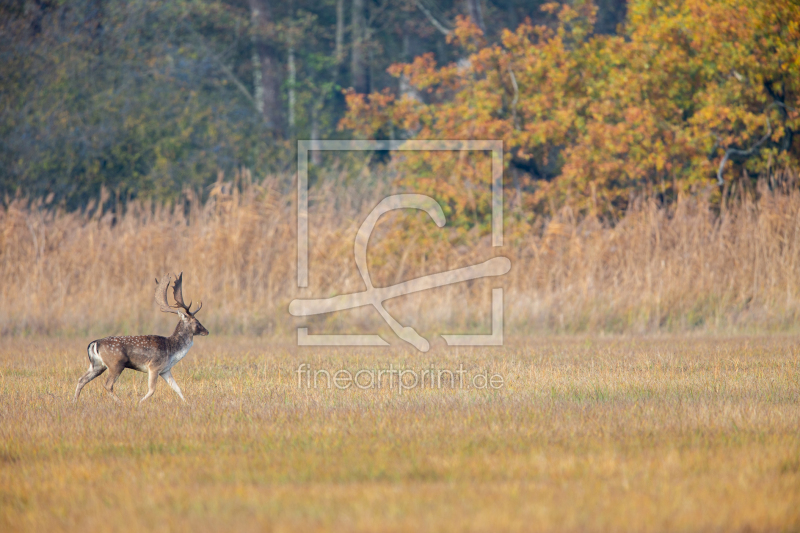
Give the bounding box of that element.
[154,273,209,336]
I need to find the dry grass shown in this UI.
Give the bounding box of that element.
[3,169,800,337]
[1,335,799,532]
[3,169,800,529]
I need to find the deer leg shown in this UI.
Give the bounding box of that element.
[140,368,159,403]
[160,371,186,402]
[103,364,125,403]
[74,366,106,402]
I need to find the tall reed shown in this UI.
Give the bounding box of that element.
[2,169,800,337]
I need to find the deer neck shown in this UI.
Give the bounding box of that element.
[169,320,194,347]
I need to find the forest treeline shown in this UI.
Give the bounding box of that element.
[0,0,797,215]
[0,0,624,209]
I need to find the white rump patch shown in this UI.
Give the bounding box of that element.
[88,342,108,370]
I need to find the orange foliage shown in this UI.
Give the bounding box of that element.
[342,0,800,218]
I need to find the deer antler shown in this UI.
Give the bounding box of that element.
[172,272,202,316]
[154,273,185,316]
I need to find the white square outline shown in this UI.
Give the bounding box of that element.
[296,139,504,348]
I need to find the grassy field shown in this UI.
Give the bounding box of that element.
[1,335,798,532]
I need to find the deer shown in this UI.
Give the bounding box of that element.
[74,273,209,404]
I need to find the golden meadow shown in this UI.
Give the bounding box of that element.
[3,168,800,338]
[2,335,799,532]
[2,168,800,532]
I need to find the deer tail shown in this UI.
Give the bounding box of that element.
[86,341,106,370]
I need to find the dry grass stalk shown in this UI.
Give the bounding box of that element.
[2,169,800,337]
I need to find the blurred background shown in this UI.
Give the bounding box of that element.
[0,0,628,206]
[1,0,799,338]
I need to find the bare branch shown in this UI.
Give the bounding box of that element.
[183,22,258,110]
[717,116,772,185]
[716,100,799,185]
[414,0,451,36]
[508,65,520,130]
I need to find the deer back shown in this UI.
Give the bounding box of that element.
[94,335,175,372]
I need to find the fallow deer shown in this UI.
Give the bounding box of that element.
[74,273,209,403]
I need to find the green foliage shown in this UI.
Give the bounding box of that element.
[0,1,282,207]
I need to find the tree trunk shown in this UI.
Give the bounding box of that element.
[249,0,283,133]
[335,0,345,64]
[351,0,368,94]
[311,108,322,166]
[400,32,422,103]
[465,0,485,33]
[288,45,296,131]
[250,7,264,115]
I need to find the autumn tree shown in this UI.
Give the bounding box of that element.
[342,0,799,219]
